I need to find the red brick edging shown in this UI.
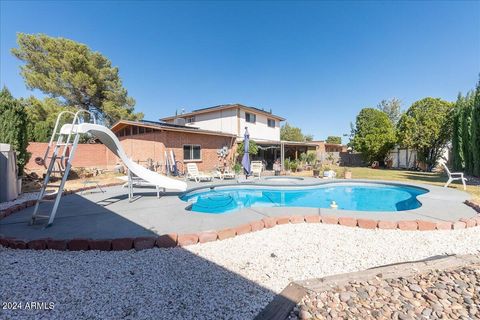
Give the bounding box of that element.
[465,200,480,213]
[0,188,479,252]
[1,213,479,252]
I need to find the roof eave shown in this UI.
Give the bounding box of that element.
[111,120,237,138]
[160,105,285,121]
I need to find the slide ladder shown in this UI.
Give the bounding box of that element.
[30,110,95,227]
[30,112,187,227]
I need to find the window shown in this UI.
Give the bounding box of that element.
[267,119,276,128]
[139,126,145,134]
[245,112,256,123]
[183,145,201,161]
[186,116,195,124]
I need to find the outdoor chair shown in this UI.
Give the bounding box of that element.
[441,162,467,190]
[186,163,213,183]
[251,161,263,179]
[322,169,337,179]
[119,175,162,198]
[213,167,236,180]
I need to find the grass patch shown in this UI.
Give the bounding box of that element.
[293,166,480,203]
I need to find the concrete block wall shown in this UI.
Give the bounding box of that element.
[26,142,118,171]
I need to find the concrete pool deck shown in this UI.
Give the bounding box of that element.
[0,178,478,247]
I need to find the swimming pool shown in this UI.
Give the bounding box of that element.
[180,183,428,214]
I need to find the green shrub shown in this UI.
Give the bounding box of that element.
[0,87,30,176]
[233,163,241,174]
[284,158,292,171]
[299,152,308,164]
[306,152,317,165]
[290,160,298,172]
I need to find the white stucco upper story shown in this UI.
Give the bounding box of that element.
[160,104,285,142]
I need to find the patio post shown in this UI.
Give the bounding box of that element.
[280,141,285,172]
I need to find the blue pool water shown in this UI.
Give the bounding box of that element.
[180,183,428,214]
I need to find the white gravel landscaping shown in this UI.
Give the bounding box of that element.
[0,192,39,211]
[1,223,480,320]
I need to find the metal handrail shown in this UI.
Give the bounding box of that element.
[48,111,77,145]
[42,109,98,164]
[61,110,97,157]
[41,111,77,165]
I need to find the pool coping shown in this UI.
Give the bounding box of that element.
[0,179,479,251]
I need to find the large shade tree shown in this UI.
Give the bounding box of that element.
[237,140,259,157]
[351,108,396,164]
[22,96,76,142]
[326,136,342,144]
[377,98,402,125]
[11,33,143,125]
[397,98,454,171]
[280,123,312,141]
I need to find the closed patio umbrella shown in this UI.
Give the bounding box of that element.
[241,127,251,178]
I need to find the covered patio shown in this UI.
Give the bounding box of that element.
[253,139,319,170]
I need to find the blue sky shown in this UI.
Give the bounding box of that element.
[1,1,479,141]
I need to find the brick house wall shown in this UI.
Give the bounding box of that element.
[119,130,237,172]
[26,130,238,173]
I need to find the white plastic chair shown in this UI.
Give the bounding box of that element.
[441,162,467,190]
[186,163,212,183]
[250,161,263,179]
[222,168,236,180]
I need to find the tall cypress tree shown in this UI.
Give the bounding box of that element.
[452,94,464,170]
[462,92,474,175]
[472,79,480,176]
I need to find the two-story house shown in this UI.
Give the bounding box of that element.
[160,104,284,142]
[161,104,317,170]
[75,103,318,175]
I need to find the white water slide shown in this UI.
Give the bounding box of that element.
[61,123,187,191]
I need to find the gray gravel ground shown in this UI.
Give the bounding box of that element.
[290,261,480,319]
[0,192,39,210]
[1,223,480,320]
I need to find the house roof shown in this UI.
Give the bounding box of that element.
[248,138,319,147]
[110,120,237,138]
[160,104,286,121]
[310,140,345,147]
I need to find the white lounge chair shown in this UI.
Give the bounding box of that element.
[186,163,213,183]
[251,161,263,179]
[224,169,236,179]
[441,162,467,190]
[216,167,236,180]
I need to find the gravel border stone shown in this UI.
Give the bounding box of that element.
[286,254,480,320]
